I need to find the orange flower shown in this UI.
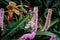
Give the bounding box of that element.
[7,1,24,22]
[8,10,13,22]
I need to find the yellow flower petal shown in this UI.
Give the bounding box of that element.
[13,9,22,16]
[38,24,43,30]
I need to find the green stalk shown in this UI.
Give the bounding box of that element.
[20,0,27,13]
[44,8,48,18]
[37,30,54,36]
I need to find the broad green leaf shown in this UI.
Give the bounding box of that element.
[36,30,54,36]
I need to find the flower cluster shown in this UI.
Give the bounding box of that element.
[50,35,56,40]
[18,7,38,40]
[7,1,24,22]
[0,8,4,31]
[42,9,52,31]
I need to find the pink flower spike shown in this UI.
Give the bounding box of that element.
[32,7,38,32]
[18,7,38,40]
[42,9,52,31]
[0,8,4,30]
[50,35,56,40]
[33,7,38,14]
[18,32,36,40]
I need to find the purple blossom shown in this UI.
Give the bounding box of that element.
[18,32,36,40]
[32,7,38,32]
[50,35,56,40]
[0,8,4,30]
[18,7,38,40]
[42,9,52,31]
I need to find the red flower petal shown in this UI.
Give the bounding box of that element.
[8,14,13,22]
[8,10,13,22]
[20,14,25,17]
[24,5,32,8]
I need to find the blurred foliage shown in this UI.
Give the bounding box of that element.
[0,0,60,40]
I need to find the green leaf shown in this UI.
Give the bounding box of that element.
[5,0,11,3]
[19,16,23,21]
[3,15,29,39]
[59,10,60,16]
[56,37,60,40]
[44,8,48,18]
[15,15,18,22]
[50,18,59,27]
[52,3,58,7]
[36,30,54,36]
